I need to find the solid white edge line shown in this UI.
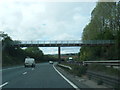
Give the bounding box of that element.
[23,72,27,75]
[0,82,8,88]
[53,65,80,90]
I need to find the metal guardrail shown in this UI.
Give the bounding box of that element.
[58,64,72,70]
[83,60,120,66]
[59,62,120,88]
[87,71,120,87]
[13,40,115,45]
[64,60,120,66]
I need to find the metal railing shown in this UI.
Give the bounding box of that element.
[62,60,120,67]
[83,60,120,66]
[12,40,115,45]
[87,71,120,88]
[59,62,120,88]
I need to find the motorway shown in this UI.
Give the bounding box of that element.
[1,63,77,89]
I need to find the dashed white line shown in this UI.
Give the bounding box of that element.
[53,65,80,90]
[0,82,8,88]
[32,68,34,70]
[23,72,27,75]
[2,66,23,71]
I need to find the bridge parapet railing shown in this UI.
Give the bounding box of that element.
[82,40,115,44]
[12,40,115,45]
[16,40,82,45]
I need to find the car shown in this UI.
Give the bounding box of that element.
[67,57,74,63]
[24,57,35,67]
[49,61,53,64]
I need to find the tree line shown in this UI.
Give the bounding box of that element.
[1,32,57,67]
[79,1,120,61]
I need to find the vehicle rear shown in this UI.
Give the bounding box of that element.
[49,61,53,64]
[24,58,35,67]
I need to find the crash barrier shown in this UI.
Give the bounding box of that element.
[58,64,72,70]
[63,60,120,67]
[87,71,120,88]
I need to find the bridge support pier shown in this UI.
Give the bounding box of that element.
[58,46,61,61]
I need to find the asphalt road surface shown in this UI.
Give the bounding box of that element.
[1,63,76,88]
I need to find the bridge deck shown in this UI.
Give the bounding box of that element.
[12,40,115,47]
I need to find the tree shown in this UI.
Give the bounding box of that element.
[79,2,119,61]
[25,47,44,62]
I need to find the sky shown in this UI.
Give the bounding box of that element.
[0,0,97,54]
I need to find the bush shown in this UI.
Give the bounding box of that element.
[88,64,120,77]
[97,79,103,85]
[88,64,106,72]
[88,76,91,80]
[73,65,87,76]
[59,63,87,77]
[113,84,120,90]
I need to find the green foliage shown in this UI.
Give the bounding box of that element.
[79,2,120,61]
[24,47,44,62]
[61,63,87,77]
[113,84,120,90]
[2,34,26,66]
[88,64,120,77]
[1,32,57,66]
[72,65,87,77]
[88,64,106,71]
[97,79,103,85]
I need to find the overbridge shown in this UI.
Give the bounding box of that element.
[11,40,115,60]
[12,40,115,47]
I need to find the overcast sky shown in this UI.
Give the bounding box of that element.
[0,0,97,54]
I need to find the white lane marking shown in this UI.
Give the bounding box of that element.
[1,66,23,71]
[0,82,8,88]
[53,65,79,90]
[32,68,34,70]
[23,72,27,75]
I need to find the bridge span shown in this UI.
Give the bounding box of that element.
[11,40,115,60]
[12,40,115,47]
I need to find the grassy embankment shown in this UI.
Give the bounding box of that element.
[59,62,120,77]
[58,62,120,89]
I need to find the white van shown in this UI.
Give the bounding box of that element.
[49,61,53,64]
[67,57,73,62]
[24,58,35,67]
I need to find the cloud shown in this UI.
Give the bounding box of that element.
[51,33,79,40]
[0,2,96,54]
[40,47,80,54]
